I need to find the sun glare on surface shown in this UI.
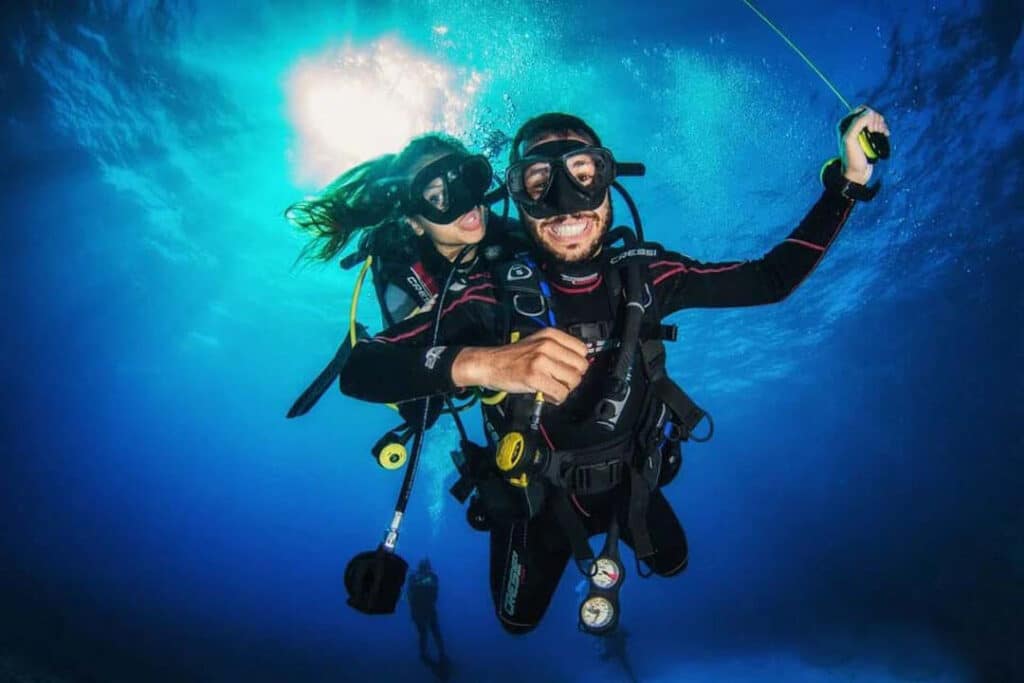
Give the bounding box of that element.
[286,38,483,187]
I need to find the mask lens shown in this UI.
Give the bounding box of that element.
[506,145,616,218]
[412,153,492,223]
[523,161,552,200]
[460,156,493,197]
[420,176,449,212]
[565,152,597,187]
[564,149,611,191]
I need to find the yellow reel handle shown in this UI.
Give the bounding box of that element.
[858,129,878,161]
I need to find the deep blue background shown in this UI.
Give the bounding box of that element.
[1,1,1021,681]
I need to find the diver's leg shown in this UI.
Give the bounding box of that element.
[414,616,430,659]
[621,653,640,683]
[429,611,446,658]
[489,512,571,635]
[621,488,689,576]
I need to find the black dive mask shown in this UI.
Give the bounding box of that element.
[371,153,492,224]
[506,140,617,219]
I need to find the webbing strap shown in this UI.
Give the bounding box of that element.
[628,469,655,560]
[552,490,595,564]
[641,340,707,438]
[651,377,707,438]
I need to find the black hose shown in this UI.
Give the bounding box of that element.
[612,181,644,242]
[391,245,475,516]
[607,228,644,386]
[446,397,470,443]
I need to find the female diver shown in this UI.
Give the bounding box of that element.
[285,132,515,422]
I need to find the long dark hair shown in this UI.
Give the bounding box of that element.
[286,133,471,264]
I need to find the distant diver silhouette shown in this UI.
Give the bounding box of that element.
[407,558,451,680]
[599,626,639,682]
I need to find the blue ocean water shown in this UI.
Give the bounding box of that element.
[1,1,1021,681]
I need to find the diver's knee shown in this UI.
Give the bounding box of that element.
[657,555,688,577]
[644,552,688,578]
[498,615,539,636]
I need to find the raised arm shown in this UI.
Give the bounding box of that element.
[651,106,889,313]
[651,184,853,312]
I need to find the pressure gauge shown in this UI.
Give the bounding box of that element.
[590,557,622,590]
[580,595,616,632]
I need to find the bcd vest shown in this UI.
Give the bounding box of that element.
[449,247,712,564]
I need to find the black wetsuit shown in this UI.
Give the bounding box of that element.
[340,185,856,633]
[371,219,525,328]
[369,235,466,327]
[408,569,445,660]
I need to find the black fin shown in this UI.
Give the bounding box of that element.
[286,324,368,418]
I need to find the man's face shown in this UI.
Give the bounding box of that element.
[519,132,611,264]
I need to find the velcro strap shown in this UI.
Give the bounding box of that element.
[652,377,707,438]
[821,157,880,202]
[635,322,677,341]
[658,324,678,342]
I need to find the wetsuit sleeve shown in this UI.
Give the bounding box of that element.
[338,275,503,404]
[650,185,856,312]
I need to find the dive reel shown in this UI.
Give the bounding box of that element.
[579,518,625,635]
[815,108,892,202]
[840,109,891,165]
[740,0,892,195]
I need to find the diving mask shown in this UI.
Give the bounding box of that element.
[371,153,493,224]
[506,141,619,219]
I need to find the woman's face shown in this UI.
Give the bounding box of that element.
[406,154,488,261]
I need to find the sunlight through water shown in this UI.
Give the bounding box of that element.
[285,37,484,186]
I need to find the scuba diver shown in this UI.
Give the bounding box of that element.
[338,106,889,635]
[406,558,450,678]
[598,626,638,683]
[283,132,519,426]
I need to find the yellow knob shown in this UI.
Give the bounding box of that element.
[377,442,407,470]
[496,432,525,473]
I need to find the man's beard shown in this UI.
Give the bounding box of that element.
[527,203,613,264]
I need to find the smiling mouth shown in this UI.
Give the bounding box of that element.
[458,207,482,230]
[542,217,593,243]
